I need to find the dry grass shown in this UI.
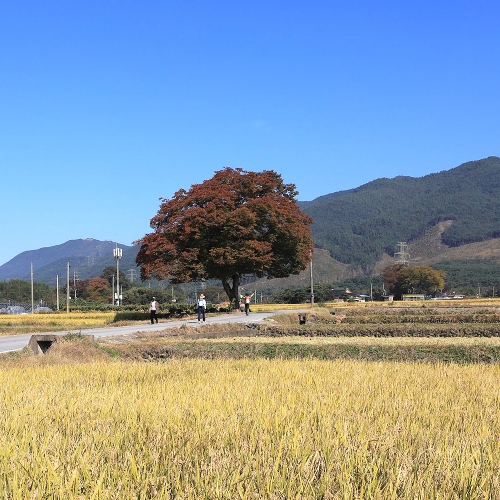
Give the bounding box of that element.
[124,334,500,347]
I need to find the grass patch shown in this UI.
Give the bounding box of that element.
[105,338,500,363]
[13,332,499,365]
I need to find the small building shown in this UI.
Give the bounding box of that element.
[331,288,353,299]
[402,294,425,301]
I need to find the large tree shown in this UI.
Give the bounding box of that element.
[135,168,314,306]
[383,264,446,299]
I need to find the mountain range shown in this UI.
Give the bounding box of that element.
[300,156,500,271]
[2,156,500,291]
[0,239,141,285]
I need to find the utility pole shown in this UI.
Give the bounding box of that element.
[56,275,59,311]
[30,262,34,314]
[73,271,78,300]
[66,262,70,313]
[310,252,314,306]
[113,246,122,306]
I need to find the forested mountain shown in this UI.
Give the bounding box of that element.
[2,157,500,293]
[300,156,500,272]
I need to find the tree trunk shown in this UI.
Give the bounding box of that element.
[221,274,240,309]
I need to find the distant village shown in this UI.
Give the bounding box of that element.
[331,289,464,302]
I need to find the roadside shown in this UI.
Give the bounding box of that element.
[0,309,306,354]
[4,305,500,364]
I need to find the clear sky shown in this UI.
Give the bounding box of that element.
[1,0,499,266]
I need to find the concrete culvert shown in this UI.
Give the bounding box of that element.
[28,335,58,355]
[298,313,308,325]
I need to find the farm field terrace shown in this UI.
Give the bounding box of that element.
[108,334,500,364]
[1,357,499,498]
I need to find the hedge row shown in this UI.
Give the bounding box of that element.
[113,305,222,322]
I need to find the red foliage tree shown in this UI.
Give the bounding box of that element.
[83,277,111,302]
[135,168,314,307]
[382,264,406,296]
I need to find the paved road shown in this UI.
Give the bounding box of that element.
[0,310,302,354]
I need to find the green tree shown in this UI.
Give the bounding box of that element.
[135,168,314,307]
[270,287,310,304]
[123,285,187,306]
[65,277,89,301]
[399,266,446,295]
[383,264,446,299]
[201,285,226,304]
[0,279,56,307]
[100,266,130,290]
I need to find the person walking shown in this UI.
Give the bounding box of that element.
[197,294,206,323]
[149,297,159,324]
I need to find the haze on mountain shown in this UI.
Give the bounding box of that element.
[1,156,500,291]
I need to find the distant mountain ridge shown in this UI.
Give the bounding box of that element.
[2,156,500,287]
[0,239,140,284]
[300,156,500,272]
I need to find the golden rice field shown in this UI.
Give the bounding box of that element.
[0,312,116,336]
[1,358,499,499]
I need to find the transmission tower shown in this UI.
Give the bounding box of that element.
[395,242,410,265]
[127,269,137,283]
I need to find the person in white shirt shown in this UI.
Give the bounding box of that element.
[197,294,206,323]
[149,297,159,324]
[242,292,254,315]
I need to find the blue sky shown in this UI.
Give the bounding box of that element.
[1,0,499,267]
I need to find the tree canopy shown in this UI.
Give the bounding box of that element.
[135,168,314,306]
[383,264,446,298]
[0,279,55,306]
[100,266,130,290]
[82,277,111,302]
